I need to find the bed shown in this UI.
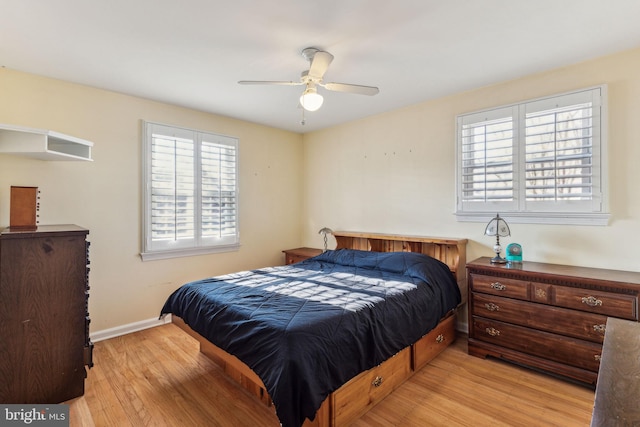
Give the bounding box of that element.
[160,231,467,427]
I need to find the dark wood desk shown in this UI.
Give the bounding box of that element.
[590,317,640,426]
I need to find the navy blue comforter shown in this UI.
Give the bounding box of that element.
[160,249,460,427]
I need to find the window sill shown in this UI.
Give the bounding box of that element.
[455,211,611,226]
[140,243,240,261]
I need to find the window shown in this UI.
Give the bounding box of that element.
[141,122,239,260]
[455,86,609,225]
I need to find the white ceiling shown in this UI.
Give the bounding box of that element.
[2,0,640,134]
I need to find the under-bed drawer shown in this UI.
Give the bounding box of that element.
[412,314,456,371]
[331,346,411,426]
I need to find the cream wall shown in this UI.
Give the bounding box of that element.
[0,68,304,333]
[2,46,640,336]
[302,46,640,274]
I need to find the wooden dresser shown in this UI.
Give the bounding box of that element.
[467,257,640,385]
[0,225,92,403]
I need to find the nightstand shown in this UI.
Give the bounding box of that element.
[282,247,323,265]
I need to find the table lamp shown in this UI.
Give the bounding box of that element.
[485,213,510,264]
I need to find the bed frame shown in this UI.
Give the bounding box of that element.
[173,231,467,426]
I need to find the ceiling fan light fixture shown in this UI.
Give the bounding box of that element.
[300,87,323,111]
[239,47,378,120]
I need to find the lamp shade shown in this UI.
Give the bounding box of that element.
[300,87,323,111]
[485,213,511,237]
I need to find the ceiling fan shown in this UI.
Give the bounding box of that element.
[238,47,379,113]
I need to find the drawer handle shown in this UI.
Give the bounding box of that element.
[490,282,506,291]
[594,354,602,362]
[436,334,445,344]
[484,303,500,312]
[593,324,606,334]
[372,376,384,388]
[582,296,603,307]
[485,327,501,337]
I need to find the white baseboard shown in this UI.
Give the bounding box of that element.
[91,315,172,342]
[456,319,469,334]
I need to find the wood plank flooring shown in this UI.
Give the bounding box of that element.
[67,324,595,426]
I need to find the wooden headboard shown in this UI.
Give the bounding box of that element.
[332,231,468,303]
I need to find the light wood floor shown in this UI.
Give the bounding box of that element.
[67,323,595,426]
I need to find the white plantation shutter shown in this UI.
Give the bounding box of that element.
[523,89,602,212]
[456,86,608,225]
[200,138,237,242]
[458,106,517,212]
[150,132,195,244]
[142,122,239,260]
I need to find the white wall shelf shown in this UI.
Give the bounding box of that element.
[0,124,93,161]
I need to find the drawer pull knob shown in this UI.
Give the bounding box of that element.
[593,324,606,334]
[485,327,501,337]
[582,296,603,307]
[372,376,384,387]
[484,303,500,312]
[436,334,445,343]
[595,354,602,362]
[490,282,506,291]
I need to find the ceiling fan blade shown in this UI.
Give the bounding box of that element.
[238,80,303,86]
[308,51,334,79]
[322,82,379,96]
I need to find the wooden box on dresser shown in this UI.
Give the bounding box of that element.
[0,225,92,403]
[467,257,640,385]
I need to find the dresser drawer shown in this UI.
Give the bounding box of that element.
[472,317,602,372]
[470,274,529,300]
[553,286,637,320]
[472,293,608,343]
[332,347,411,426]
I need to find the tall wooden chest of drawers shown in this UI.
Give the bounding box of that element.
[467,257,640,385]
[0,225,92,403]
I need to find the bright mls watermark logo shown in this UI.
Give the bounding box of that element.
[0,405,68,426]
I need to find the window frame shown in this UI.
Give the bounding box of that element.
[141,121,240,261]
[455,85,609,226]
